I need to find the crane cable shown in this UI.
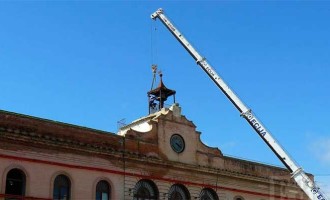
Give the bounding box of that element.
[150,20,158,90]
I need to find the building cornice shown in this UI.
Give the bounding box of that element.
[0,109,306,189]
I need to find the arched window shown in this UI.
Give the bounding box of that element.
[133,179,158,200]
[5,168,26,197]
[168,184,190,200]
[96,180,110,200]
[234,196,244,200]
[199,188,219,200]
[53,174,71,200]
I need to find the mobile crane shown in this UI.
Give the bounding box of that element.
[151,8,327,200]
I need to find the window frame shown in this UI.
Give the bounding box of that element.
[133,179,159,200]
[199,188,219,200]
[5,168,26,198]
[96,180,110,200]
[53,174,71,200]
[168,183,190,200]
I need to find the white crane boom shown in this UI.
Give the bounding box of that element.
[151,8,327,200]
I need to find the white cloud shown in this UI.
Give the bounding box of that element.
[310,137,330,165]
[306,135,330,198]
[221,141,237,149]
[315,176,330,198]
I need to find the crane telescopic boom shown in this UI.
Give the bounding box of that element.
[151,8,327,200]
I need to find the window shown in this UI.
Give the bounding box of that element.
[96,180,110,200]
[53,175,71,200]
[234,196,244,200]
[199,188,219,200]
[133,179,158,200]
[5,168,26,198]
[168,184,190,200]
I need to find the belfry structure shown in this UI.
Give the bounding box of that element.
[147,66,176,114]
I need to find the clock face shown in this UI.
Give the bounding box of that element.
[170,134,185,153]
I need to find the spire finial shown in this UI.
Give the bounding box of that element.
[152,64,157,74]
[150,64,158,90]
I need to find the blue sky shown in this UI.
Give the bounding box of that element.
[0,1,329,196]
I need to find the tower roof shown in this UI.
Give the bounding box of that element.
[147,73,176,100]
[148,71,176,114]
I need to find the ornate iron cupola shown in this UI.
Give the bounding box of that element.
[148,65,176,114]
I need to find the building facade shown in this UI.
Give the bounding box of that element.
[0,102,309,200]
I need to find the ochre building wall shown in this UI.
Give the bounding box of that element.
[0,106,308,200]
